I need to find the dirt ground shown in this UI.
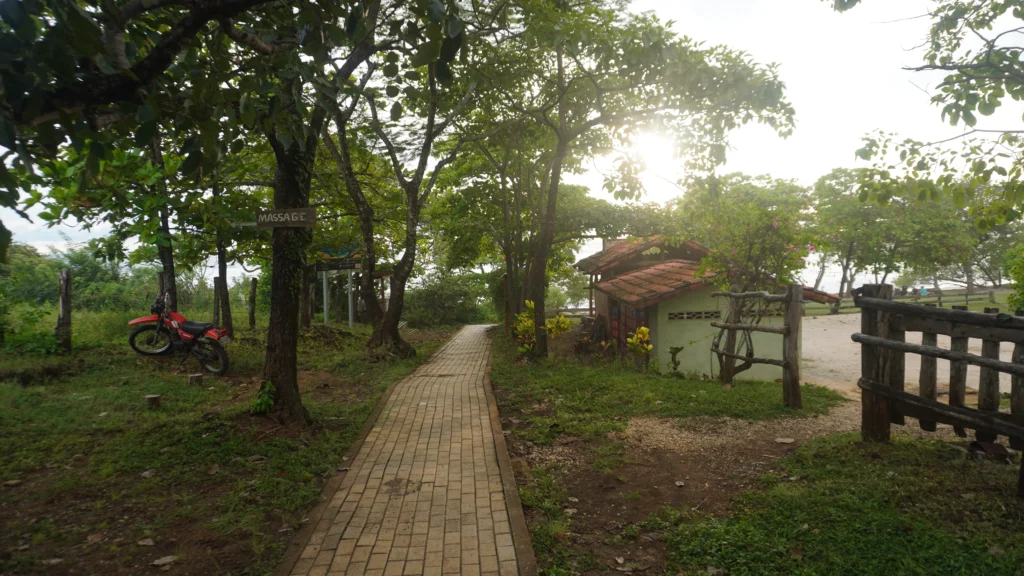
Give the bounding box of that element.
[802,312,1014,395]
[503,319,1016,574]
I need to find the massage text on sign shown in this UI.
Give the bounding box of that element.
[255,208,317,228]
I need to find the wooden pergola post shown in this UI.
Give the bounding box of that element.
[859,284,893,442]
[782,284,803,409]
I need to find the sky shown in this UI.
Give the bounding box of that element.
[3,0,1017,292]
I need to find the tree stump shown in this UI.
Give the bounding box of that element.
[188,374,203,386]
[146,395,161,410]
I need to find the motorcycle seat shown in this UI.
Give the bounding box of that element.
[181,321,215,336]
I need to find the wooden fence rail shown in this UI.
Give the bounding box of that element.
[810,291,996,313]
[711,284,803,409]
[853,284,1024,497]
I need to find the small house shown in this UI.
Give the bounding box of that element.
[575,238,839,380]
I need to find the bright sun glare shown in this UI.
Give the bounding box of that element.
[629,131,684,205]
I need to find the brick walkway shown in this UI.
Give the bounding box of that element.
[285,326,519,576]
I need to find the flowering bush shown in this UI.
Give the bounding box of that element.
[626,326,654,370]
[513,300,572,356]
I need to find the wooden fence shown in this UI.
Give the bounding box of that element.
[710,284,804,409]
[811,290,996,313]
[852,284,1024,496]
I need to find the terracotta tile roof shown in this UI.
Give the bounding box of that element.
[575,237,708,275]
[594,260,715,307]
[594,260,841,308]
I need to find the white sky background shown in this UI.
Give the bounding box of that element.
[3,0,1020,292]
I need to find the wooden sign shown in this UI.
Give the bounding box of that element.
[255,208,317,228]
[309,259,361,272]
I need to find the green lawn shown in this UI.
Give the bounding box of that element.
[651,434,1024,576]
[490,332,849,572]
[492,332,846,449]
[0,321,452,575]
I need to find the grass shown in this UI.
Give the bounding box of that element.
[491,332,846,448]
[647,434,1024,576]
[0,319,453,575]
[490,331,848,573]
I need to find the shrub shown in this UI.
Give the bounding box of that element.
[403,273,495,328]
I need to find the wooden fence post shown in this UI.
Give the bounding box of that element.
[859,284,892,442]
[212,276,221,326]
[1012,310,1024,451]
[721,295,739,386]
[978,307,1001,442]
[919,329,938,432]
[888,310,906,426]
[55,270,72,353]
[782,284,803,409]
[249,278,258,330]
[949,305,969,437]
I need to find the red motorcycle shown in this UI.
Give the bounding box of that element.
[128,294,231,376]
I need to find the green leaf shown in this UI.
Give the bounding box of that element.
[62,3,104,56]
[383,62,400,78]
[180,151,201,176]
[440,33,462,63]
[446,15,463,38]
[345,4,362,40]
[404,70,421,81]
[134,120,157,148]
[962,110,977,127]
[386,85,400,98]
[390,101,403,122]
[0,220,11,263]
[0,0,35,42]
[426,0,445,22]
[410,40,441,67]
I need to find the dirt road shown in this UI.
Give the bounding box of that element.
[802,312,1014,396]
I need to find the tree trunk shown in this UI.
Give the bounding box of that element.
[322,120,382,327]
[813,258,827,290]
[300,272,312,329]
[248,278,257,330]
[213,276,221,326]
[55,270,71,353]
[965,264,976,295]
[213,174,233,334]
[369,194,418,358]
[259,108,325,425]
[526,46,567,358]
[832,264,850,314]
[157,209,178,312]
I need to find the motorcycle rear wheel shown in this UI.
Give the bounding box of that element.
[195,338,230,376]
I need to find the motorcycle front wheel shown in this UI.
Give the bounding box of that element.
[194,338,230,376]
[129,324,172,355]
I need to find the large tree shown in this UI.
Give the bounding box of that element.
[482,0,795,356]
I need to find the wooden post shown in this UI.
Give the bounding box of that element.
[949,305,969,438]
[55,270,72,353]
[1012,310,1024,451]
[249,278,258,330]
[919,330,938,432]
[937,291,943,308]
[860,284,892,442]
[212,276,221,326]
[888,316,906,426]
[782,284,803,409]
[721,295,740,385]
[978,307,1002,442]
[589,275,595,317]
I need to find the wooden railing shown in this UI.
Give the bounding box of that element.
[852,284,1024,496]
[711,285,803,409]
[807,290,996,313]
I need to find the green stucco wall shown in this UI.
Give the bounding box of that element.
[650,286,798,381]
